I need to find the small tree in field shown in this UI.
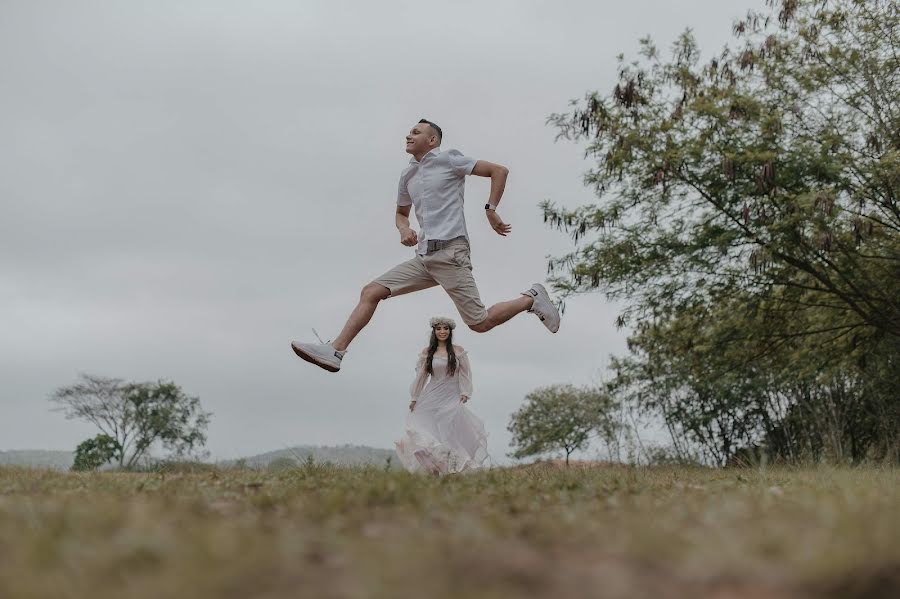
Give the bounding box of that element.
[508,385,618,466]
[72,434,121,471]
[51,374,212,469]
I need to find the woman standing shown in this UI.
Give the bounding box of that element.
[395,317,490,475]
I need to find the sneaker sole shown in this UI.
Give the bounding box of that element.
[291,343,341,373]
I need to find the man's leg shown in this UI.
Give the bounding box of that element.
[474,283,559,333]
[468,295,533,333]
[332,282,390,351]
[427,242,560,334]
[291,255,437,372]
[330,255,437,350]
[427,243,531,333]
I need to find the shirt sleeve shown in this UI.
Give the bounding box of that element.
[446,149,477,177]
[458,351,473,398]
[409,352,429,400]
[397,174,412,207]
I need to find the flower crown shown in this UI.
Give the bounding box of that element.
[429,316,456,330]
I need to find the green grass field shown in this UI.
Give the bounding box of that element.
[1,464,897,598]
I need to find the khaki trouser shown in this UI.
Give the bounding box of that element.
[373,238,488,326]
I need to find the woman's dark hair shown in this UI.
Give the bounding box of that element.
[426,326,457,376]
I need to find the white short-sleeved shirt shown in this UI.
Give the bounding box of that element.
[397,147,477,255]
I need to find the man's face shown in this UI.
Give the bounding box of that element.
[405,123,438,156]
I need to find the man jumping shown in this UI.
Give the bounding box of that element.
[291,118,560,372]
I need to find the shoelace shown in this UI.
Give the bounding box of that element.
[312,328,345,356]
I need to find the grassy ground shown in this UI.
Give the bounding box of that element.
[0,463,897,599]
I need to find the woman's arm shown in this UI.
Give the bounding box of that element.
[458,350,473,402]
[409,351,430,408]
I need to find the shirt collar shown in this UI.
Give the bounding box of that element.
[409,147,441,164]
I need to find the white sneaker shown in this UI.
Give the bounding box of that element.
[522,283,560,333]
[291,331,344,372]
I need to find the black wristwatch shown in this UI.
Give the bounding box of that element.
[484,203,497,211]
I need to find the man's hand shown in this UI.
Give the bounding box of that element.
[487,211,511,236]
[460,395,469,404]
[409,400,417,411]
[399,226,418,247]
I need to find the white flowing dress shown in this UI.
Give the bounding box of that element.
[395,349,490,474]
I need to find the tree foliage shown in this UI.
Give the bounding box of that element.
[72,433,121,471]
[51,374,212,469]
[508,385,619,465]
[545,0,899,464]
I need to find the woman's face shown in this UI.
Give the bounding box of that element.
[433,324,451,342]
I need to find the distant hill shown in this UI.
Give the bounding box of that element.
[0,445,400,470]
[229,444,401,469]
[0,450,74,470]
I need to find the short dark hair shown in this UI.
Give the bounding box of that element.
[418,118,442,142]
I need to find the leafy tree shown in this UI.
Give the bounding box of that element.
[72,433,121,471]
[546,0,899,339]
[51,374,212,469]
[508,385,619,466]
[544,0,899,464]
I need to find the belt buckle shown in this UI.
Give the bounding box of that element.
[426,237,462,254]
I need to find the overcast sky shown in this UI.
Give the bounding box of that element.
[1,0,760,462]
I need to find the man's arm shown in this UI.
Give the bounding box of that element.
[471,160,512,237]
[396,205,418,247]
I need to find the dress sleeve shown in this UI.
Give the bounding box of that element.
[409,352,429,400]
[458,351,473,398]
